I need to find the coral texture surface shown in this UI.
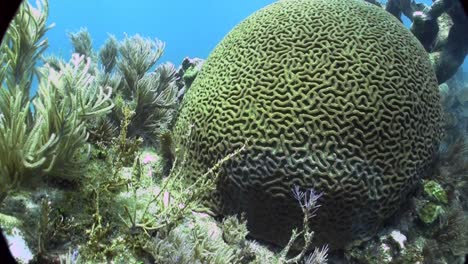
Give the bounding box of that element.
[173,0,442,248]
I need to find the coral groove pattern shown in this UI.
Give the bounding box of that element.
[173,0,442,248]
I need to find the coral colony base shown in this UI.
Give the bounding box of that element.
[0,0,467,263]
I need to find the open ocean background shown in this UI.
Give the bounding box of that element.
[41,0,467,74]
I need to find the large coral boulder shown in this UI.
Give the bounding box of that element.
[173,0,442,248]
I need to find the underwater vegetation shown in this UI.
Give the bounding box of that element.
[0,0,467,263]
[1,1,329,263]
[44,28,179,147]
[0,0,113,203]
[173,0,443,250]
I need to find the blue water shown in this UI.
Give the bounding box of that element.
[42,0,466,73]
[45,0,276,65]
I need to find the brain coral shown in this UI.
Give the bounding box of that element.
[172,0,442,248]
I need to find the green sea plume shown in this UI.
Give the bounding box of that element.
[68,28,94,61]
[99,35,118,74]
[115,35,178,144]
[66,30,179,145]
[0,0,113,202]
[1,0,52,100]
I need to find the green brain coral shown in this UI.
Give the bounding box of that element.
[173,0,442,248]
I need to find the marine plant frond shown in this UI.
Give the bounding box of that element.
[0,88,60,200]
[0,53,115,201]
[0,0,60,200]
[279,186,328,264]
[32,71,88,178]
[68,28,95,61]
[88,116,118,144]
[0,0,53,98]
[432,207,468,256]
[0,89,32,181]
[28,53,114,179]
[99,35,118,74]
[44,53,114,119]
[41,53,66,72]
[135,69,176,111]
[221,214,249,245]
[153,62,178,95]
[303,245,329,264]
[96,71,123,94]
[129,63,178,143]
[117,34,165,93]
[0,53,8,82]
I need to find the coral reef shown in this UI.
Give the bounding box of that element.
[2,0,467,263]
[173,0,442,249]
[367,0,468,83]
[345,108,468,263]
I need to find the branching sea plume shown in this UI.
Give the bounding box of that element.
[109,34,177,144]
[117,34,164,95]
[67,32,179,146]
[68,28,95,63]
[0,53,113,201]
[1,0,53,104]
[0,0,54,201]
[130,63,178,143]
[0,0,113,202]
[99,35,118,74]
[41,54,64,71]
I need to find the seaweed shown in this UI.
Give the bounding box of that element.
[115,35,178,144]
[0,0,113,202]
[68,28,95,62]
[279,186,328,264]
[66,30,179,146]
